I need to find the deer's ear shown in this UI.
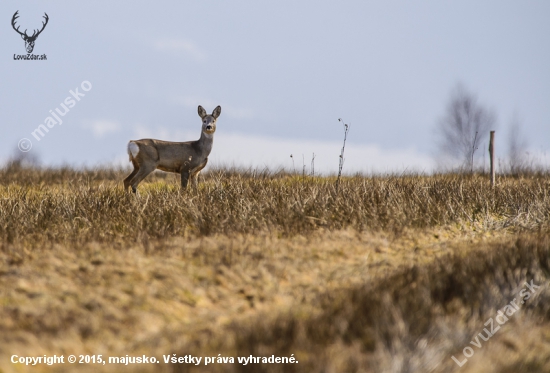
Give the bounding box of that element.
[212,106,221,119]
[198,105,207,118]
[20,34,25,40]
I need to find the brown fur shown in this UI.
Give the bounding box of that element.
[123,105,221,192]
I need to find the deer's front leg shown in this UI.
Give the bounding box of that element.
[189,158,208,189]
[180,171,190,189]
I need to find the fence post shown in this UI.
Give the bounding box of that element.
[489,131,495,186]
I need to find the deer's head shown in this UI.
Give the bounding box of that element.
[198,105,221,137]
[12,11,49,53]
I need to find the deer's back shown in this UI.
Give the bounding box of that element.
[134,138,205,173]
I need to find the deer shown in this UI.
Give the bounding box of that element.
[124,105,221,193]
[11,11,49,54]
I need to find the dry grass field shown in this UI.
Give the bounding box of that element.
[0,165,549,372]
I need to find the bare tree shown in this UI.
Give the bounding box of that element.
[5,145,40,169]
[507,116,529,174]
[436,84,496,171]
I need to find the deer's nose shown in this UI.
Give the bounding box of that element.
[206,125,213,131]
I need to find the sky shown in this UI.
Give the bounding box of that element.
[1,1,549,174]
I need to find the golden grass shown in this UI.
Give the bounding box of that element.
[0,166,549,372]
[1,167,548,245]
[221,233,550,373]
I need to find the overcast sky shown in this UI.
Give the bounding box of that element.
[1,1,549,173]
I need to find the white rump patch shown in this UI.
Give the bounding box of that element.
[127,141,140,161]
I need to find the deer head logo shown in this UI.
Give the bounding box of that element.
[11,11,49,53]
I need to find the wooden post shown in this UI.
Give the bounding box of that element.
[489,131,495,186]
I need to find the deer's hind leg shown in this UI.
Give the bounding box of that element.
[129,164,156,193]
[124,161,140,192]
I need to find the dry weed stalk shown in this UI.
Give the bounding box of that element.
[336,118,350,193]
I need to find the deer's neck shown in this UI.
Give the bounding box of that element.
[197,131,214,156]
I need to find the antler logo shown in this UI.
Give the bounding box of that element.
[11,10,49,53]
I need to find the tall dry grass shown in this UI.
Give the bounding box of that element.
[213,233,550,373]
[0,165,549,373]
[0,166,548,247]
